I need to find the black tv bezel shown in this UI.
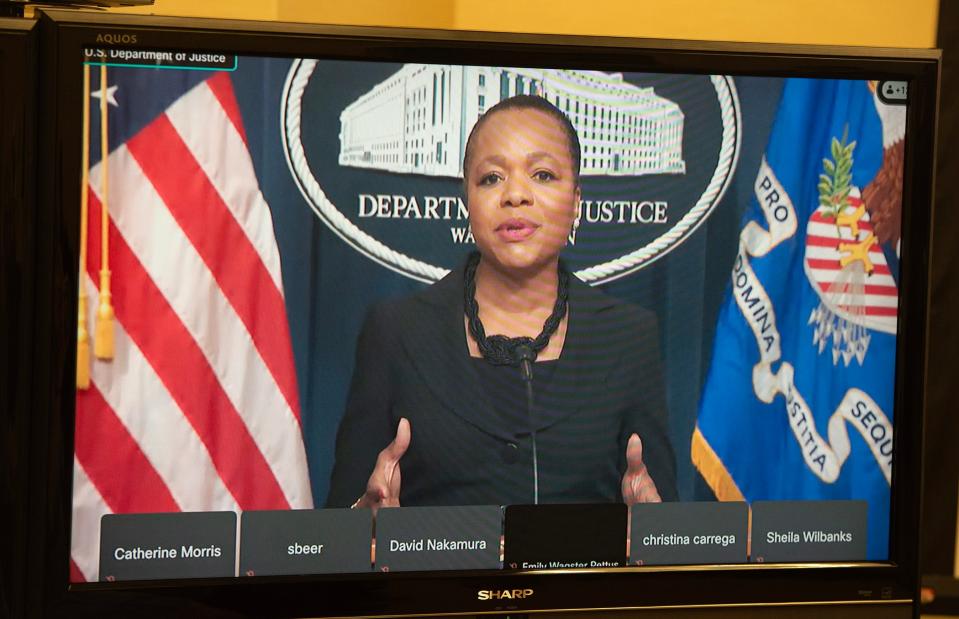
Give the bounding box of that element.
[30,8,939,618]
[1,16,38,619]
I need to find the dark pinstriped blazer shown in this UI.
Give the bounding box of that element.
[326,261,677,507]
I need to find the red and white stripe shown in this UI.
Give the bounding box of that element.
[71,73,313,582]
[803,201,898,334]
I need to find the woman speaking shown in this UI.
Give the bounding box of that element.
[327,95,677,511]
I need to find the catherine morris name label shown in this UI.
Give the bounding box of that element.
[99,512,236,581]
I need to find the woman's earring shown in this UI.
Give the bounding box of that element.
[568,203,582,246]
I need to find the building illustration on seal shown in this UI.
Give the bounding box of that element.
[338,65,686,178]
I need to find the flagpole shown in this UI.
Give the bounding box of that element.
[76,63,91,389]
[94,63,114,360]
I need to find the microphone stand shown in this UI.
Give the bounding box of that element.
[516,345,538,505]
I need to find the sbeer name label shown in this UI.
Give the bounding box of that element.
[240,509,372,576]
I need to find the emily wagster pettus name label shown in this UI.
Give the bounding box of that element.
[99,512,236,581]
[504,504,627,569]
[521,560,619,568]
[375,506,502,572]
[282,61,740,284]
[240,509,372,576]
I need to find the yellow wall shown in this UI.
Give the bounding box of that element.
[278,0,455,29]
[115,0,278,21]
[112,0,939,48]
[450,0,939,47]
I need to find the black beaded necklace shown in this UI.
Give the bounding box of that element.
[464,252,570,366]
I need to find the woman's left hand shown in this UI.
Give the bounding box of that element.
[622,433,662,505]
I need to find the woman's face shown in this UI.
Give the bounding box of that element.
[466,107,580,275]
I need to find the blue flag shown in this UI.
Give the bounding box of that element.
[694,78,905,560]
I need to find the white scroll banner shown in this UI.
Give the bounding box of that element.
[728,158,892,484]
[740,157,798,258]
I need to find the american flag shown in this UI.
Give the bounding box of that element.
[71,67,313,582]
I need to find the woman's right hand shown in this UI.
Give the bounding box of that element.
[621,433,662,505]
[353,418,410,515]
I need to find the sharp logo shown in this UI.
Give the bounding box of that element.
[96,33,137,45]
[477,589,534,601]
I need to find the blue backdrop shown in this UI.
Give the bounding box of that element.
[226,56,784,505]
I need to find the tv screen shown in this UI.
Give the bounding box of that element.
[30,9,938,618]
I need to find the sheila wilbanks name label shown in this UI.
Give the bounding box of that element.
[765,529,854,544]
[751,501,867,563]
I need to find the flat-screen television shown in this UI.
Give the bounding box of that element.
[26,8,939,617]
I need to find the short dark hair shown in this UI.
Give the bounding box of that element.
[462,94,581,186]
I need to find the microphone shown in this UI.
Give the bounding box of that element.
[514,343,538,505]
[515,344,534,383]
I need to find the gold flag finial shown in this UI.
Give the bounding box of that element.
[94,62,115,360]
[77,62,91,389]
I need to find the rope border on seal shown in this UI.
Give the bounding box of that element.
[281,61,741,285]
